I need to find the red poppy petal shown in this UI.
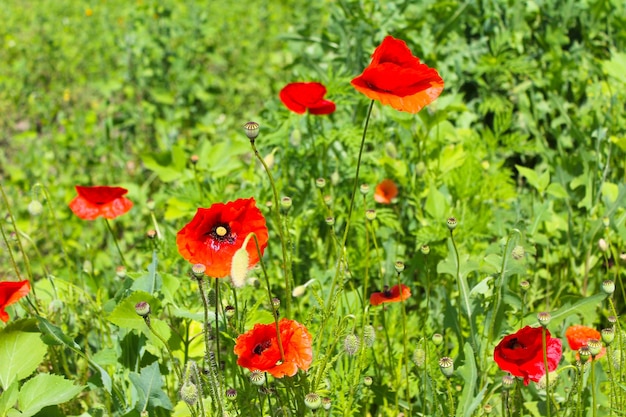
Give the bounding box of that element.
[0,280,31,322]
[279,82,335,115]
[69,186,133,220]
[308,99,336,115]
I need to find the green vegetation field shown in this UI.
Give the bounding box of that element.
[1,0,626,416]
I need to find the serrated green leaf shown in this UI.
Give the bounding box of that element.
[128,362,173,412]
[16,374,83,417]
[36,316,81,350]
[0,330,47,390]
[0,381,19,417]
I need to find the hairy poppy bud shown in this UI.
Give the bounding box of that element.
[363,325,376,347]
[180,382,198,406]
[511,245,525,260]
[28,200,43,216]
[344,334,360,356]
[230,246,250,288]
[412,348,426,369]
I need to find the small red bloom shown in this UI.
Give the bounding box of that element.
[351,36,444,113]
[0,280,31,322]
[370,284,411,306]
[374,179,398,204]
[234,318,313,378]
[176,198,269,278]
[279,82,336,115]
[494,326,562,385]
[565,325,606,360]
[69,185,133,220]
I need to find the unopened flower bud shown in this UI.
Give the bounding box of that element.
[323,195,332,205]
[180,382,198,406]
[344,334,360,356]
[536,371,559,390]
[598,238,608,252]
[439,357,454,377]
[420,245,430,255]
[190,155,199,165]
[315,178,326,189]
[412,348,426,369]
[304,393,322,410]
[230,246,250,288]
[146,229,157,239]
[243,121,260,141]
[446,217,458,231]
[484,404,493,414]
[363,376,373,387]
[224,305,236,319]
[511,245,525,260]
[271,297,281,311]
[587,339,602,357]
[432,333,443,346]
[394,261,405,273]
[537,312,551,327]
[365,209,376,221]
[28,200,43,216]
[146,199,155,211]
[602,280,615,295]
[116,265,127,279]
[602,328,615,345]
[363,325,376,347]
[191,263,206,279]
[359,184,370,195]
[135,301,151,318]
[249,370,265,386]
[48,299,64,314]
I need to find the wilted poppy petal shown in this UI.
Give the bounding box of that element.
[69,185,133,220]
[279,82,336,115]
[0,280,31,322]
[370,284,411,306]
[176,198,269,278]
[351,36,444,113]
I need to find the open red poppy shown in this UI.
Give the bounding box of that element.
[370,284,411,306]
[0,280,31,322]
[374,179,398,204]
[176,198,269,278]
[565,325,606,360]
[234,318,313,378]
[494,326,562,385]
[351,36,444,113]
[279,82,336,115]
[69,185,133,220]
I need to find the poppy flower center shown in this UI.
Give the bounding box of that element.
[506,338,524,350]
[207,224,236,244]
[253,340,272,355]
[382,286,392,298]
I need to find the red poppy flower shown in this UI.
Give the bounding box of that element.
[69,185,133,220]
[565,325,606,360]
[176,198,269,278]
[234,318,313,378]
[0,280,31,322]
[370,284,411,306]
[494,326,562,385]
[374,179,398,204]
[279,82,336,115]
[351,36,444,113]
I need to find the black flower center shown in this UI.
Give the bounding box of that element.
[253,340,272,355]
[506,338,524,350]
[382,285,392,298]
[207,223,236,245]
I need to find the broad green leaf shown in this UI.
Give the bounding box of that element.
[0,330,47,390]
[516,165,540,192]
[0,381,19,417]
[107,291,171,347]
[36,316,81,350]
[128,362,173,412]
[546,182,569,199]
[131,251,162,295]
[601,182,619,204]
[424,185,450,219]
[16,374,83,417]
[456,343,481,417]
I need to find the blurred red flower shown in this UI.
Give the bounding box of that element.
[0,280,31,322]
[494,326,562,385]
[370,284,411,306]
[176,198,268,278]
[374,179,398,204]
[234,318,313,378]
[279,82,336,115]
[351,36,444,113]
[69,185,133,220]
[565,325,606,360]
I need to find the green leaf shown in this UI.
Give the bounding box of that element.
[15,374,83,417]
[456,343,479,417]
[128,362,173,412]
[424,185,450,219]
[546,182,569,199]
[131,251,162,295]
[0,381,19,417]
[0,330,47,390]
[107,291,170,347]
[36,316,81,350]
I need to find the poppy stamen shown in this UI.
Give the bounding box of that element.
[253,340,272,355]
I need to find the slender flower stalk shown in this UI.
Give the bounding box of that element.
[541,326,552,417]
[104,218,128,267]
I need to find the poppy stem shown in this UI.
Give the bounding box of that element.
[104,218,128,267]
[250,140,292,317]
[541,327,552,417]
